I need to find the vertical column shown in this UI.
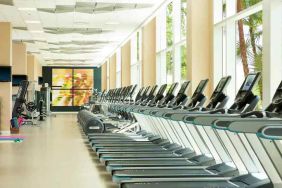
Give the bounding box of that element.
[101,62,107,91]
[142,18,156,87]
[27,54,37,82]
[13,42,27,74]
[187,0,213,96]
[0,22,12,133]
[262,0,282,107]
[109,54,116,89]
[12,42,27,94]
[121,40,131,86]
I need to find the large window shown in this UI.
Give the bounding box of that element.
[156,0,187,85]
[116,48,121,88]
[52,68,93,106]
[131,31,142,87]
[214,0,264,108]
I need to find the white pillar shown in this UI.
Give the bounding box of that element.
[262,0,282,107]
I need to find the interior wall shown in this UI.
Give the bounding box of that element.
[109,54,117,89]
[187,0,213,97]
[121,40,131,86]
[12,42,27,75]
[12,42,27,94]
[27,54,37,82]
[0,22,12,132]
[142,18,156,87]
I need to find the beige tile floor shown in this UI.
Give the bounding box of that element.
[0,114,118,188]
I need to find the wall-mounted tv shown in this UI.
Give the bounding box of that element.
[12,75,28,86]
[0,66,12,82]
[38,76,43,85]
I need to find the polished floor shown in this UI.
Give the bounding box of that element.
[0,114,118,188]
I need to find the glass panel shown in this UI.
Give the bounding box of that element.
[181,0,187,38]
[52,90,73,106]
[73,90,92,106]
[237,0,262,13]
[166,50,174,84]
[236,11,263,108]
[52,69,72,89]
[116,71,121,88]
[137,32,140,61]
[73,69,93,89]
[181,45,187,82]
[166,2,173,47]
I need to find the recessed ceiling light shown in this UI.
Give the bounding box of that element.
[25,20,41,24]
[105,22,120,25]
[30,30,44,33]
[18,8,37,11]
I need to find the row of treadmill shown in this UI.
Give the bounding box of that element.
[82,72,282,188]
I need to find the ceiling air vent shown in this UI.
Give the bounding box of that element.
[37,2,153,14]
[43,27,112,35]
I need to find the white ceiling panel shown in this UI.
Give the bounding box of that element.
[0,0,166,66]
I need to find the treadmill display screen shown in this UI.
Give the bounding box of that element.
[196,80,208,93]
[167,83,177,94]
[215,78,228,92]
[179,82,190,94]
[242,74,256,91]
[159,85,167,94]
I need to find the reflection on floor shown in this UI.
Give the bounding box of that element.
[0,114,117,188]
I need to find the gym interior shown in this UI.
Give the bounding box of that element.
[0,0,281,188]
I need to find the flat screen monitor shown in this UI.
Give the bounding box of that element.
[0,66,12,82]
[196,79,208,93]
[167,83,178,94]
[215,76,231,92]
[242,74,257,91]
[179,81,190,94]
[12,75,28,86]
[158,85,167,94]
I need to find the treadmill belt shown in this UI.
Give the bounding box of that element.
[114,169,215,177]
[101,153,178,158]
[122,181,237,188]
[107,160,194,167]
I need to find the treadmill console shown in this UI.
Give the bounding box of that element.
[167,81,190,108]
[135,87,144,102]
[147,84,167,106]
[146,85,158,102]
[206,76,231,109]
[265,81,282,113]
[138,86,150,103]
[229,72,261,113]
[157,83,179,107]
[140,85,158,105]
[187,79,209,108]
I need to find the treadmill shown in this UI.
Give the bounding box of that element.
[95,78,226,164]
[95,79,222,166]
[115,73,271,188]
[91,83,178,150]
[87,85,169,146]
[104,77,231,171]
[94,82,191,155]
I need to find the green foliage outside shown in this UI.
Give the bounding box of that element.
[236,0,263,108]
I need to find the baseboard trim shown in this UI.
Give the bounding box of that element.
[0,131,11,135]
